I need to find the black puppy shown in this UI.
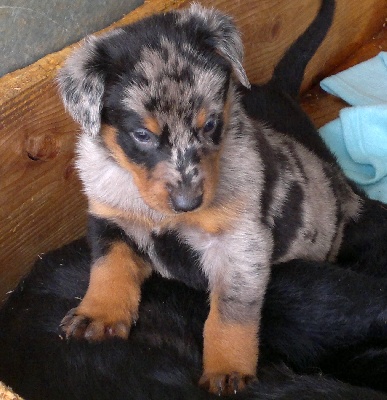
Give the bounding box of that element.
[1,235,387,400]
[57,0,362,393]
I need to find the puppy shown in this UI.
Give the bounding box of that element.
[58,2,361,394]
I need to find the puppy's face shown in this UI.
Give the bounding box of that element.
[58,5,250,215]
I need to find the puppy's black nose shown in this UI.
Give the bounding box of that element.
[172,193,203,212]
[168,184,203,212]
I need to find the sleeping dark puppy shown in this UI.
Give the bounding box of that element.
[56,0,362,394]
[1,239,387,399]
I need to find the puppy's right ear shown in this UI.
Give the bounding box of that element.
[57,35,106,137]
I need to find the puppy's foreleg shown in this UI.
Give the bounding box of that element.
[61,216,151,341]
[199,291,259,395]
[198,228,271,395]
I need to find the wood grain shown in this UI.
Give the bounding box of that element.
[0,0,386,298]
[0,80,87,295]
[194,0,387,89]
[301,26,387,128]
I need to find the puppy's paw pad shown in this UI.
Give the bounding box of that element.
[199,372,256,396]
[60,308,130,341]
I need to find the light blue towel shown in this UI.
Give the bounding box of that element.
[318,52,387,203]
[320,52,387,106]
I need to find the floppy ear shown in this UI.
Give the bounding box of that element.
[57,34,107,137]
[182,3,250,88]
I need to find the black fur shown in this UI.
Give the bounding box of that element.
[271,182,305,261]
[152,230,207,291]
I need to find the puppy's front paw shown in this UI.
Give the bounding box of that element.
[199,372,256,396]
[60,307,133,341]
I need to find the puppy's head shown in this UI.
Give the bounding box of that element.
[58,4,249,215]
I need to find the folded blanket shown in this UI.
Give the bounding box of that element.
[320,52,387,106]
[319,52,387,203]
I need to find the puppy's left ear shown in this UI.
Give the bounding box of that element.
[182,3,250,88]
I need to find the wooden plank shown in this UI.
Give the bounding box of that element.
[0,80,87,295]
[301,26,387,128]
[0,0,386,298]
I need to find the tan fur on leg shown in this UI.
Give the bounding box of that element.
[61,242,151,341]
[199,292,258,395]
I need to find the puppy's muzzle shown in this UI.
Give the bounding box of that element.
[167,182,203,212]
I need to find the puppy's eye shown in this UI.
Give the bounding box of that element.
[132,129,152,143]
[203,118,217,134]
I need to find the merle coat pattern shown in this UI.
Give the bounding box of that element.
[55,1,364,394]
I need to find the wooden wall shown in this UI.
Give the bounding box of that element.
[0,0,386,298]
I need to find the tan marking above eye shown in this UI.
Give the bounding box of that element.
[221,88,233,130]
[143,116,162,135]
[196,108,207,129]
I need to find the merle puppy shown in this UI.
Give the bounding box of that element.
[57,0,361,394]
